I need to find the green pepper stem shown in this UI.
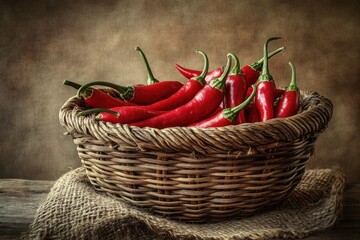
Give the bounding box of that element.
[210,54,232,90]
[223,84,257,121]
[287,61,298,91]
[63,80,81,90]
[249,47,285,71]
[77,81,129,98]
[76,108,120,118]
[135,47,159,85]
[228,53,242,75]
[192,50,208,85]
[64,80,94,98]
[258,37,281,82]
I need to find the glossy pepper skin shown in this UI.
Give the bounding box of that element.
[275,61,300,118]
[76,80,183,106]
[140,50,209,111]
[119,80,183,105]
[130,55,232,129]
[224,53,247,124]
[174,47,284,86]
[255,37,281,122]
[189,84,256,128]
[77,107,163,124]
[174,64,223,83]
[63,80,136,108]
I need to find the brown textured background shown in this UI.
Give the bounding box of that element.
[0,0,359,183]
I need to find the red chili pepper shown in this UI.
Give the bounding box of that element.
[76,80,183,106]
[245,102,260,123]
[76,47,183,105]
[275,61,300,118]
[174,47,284,85]
[241,47,285,87]
[189,84,256,128]
[224,53,247,124]
[141,50,209,111]
[63,80,136,108]
[255,37,281,122]
[130,54,232,129]
[174,64,223,83]
[77,107,163,124]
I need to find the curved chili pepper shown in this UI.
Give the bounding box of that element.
[141,50,209,111]
[255,37,281,122]
[136,47,159,85]
[174,47,284,85]
[76,79,183,106]
[76,46,183,105]
[77,107,163,124]
[224,53,247,124]
[189,84,256,128]
[174,64,223,83]
[241,47,285,87]
[275,61,300,118]
[63,80,136,108]
[130,54,232,129]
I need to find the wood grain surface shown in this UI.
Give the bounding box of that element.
[0,179,358,240]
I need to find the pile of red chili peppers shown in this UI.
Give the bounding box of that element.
[64,38,301,129]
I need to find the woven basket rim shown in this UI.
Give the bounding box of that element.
[59,90,333,154]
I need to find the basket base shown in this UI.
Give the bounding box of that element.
[23,167,345,239]
[80,140,311,223]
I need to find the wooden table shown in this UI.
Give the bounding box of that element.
[0,179,359,240]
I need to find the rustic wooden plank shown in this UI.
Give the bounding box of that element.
[0,178,55,194]
[0,179,358,239]
[0,179,54,239]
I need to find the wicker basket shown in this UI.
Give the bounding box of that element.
[59,90,333,222]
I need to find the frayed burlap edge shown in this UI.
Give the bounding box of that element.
[22,167,345,240]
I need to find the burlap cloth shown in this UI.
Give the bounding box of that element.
[22,167,345,240]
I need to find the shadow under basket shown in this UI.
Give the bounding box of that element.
[59,90,333,223]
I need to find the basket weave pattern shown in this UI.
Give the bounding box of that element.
[59,91,332,222]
